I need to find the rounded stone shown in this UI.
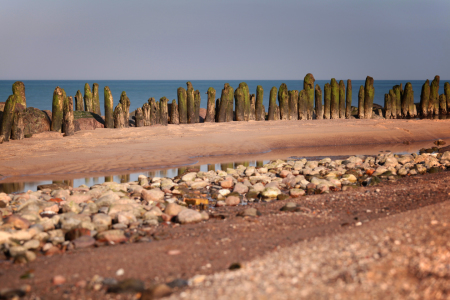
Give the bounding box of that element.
[177,209,202,224]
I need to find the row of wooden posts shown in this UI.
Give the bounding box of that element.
[1,75,450,142]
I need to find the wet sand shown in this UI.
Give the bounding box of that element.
[1,118,450,183]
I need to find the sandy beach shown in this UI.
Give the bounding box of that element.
[1,118,450,183]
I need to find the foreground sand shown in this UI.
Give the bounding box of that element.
[1,118,450,183]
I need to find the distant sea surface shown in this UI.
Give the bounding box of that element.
[0,80,448,114]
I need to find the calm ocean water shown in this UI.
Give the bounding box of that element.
[1,79,448,114]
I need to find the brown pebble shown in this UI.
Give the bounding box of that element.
[52,275,66,285]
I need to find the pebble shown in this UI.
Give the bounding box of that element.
[177,209,202,224]
[52,275,66,286]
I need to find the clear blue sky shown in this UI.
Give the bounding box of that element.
[1,0,449,80]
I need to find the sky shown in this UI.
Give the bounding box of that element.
[0,0,449,80]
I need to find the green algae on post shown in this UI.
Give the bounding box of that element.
[11,108,24,140]
[402,82,413,118]
[160,97,169,126]
[323,83,331,119]
[148,97,157,125]
[420,80,430,117]
[51,87,65,132]
[113,104,125,128]
[445,82,450,115]
[278,83,289,120]
[186,82,195,124]
[119,92,130,128]
[75,90,84,111]
[268,87,277,121]
[330,79,339,119]
[104,87,114,129]
[63,96,75,136]
[170,99,180,125]
[384,93,391,119]
[430,76,440,115]
[205,87,216,123]
[339,80,346,119]
[255,85,264,121]
[289,90,299,120]
[238,82,250,121]
[346,80,352,119]
[298,90,307,120]
[234,86,244,121]
[226,84,234,122]
[364,76,374,119]
[84,83,93,113]
[177,87,187,124]
[194,90,201,123]
[439,94,447,115]
[218,84,230,123]
[12,81,26,109]
[389,89,397,119]
[304,73,315,120]
[92,83,101,115]
[0,95,16,142]
[393,85,402,118]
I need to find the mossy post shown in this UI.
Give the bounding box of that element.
[409,87,416,118]
[135,107,144,127]
[75,90,84,111]
[298,90,307,120]
[315,84,323,120]
[215,99,220,122]
[249,94,256,121]
[114,104,124,128]
[304,73,315,120]
[11,109,24,140]
[12,81,26,108]
[155,100,161,124]
[160,97,169,126]
[389,89,397,118]
[51,87,65,132]
[445,82,450,114]
[358,86,364,119]
[205,87,216,123]
[103,87,114,128]
[84,83,93,112]
[402,82,413,118]
[420,80,430,117]
[439,94,447,115]
[227,85,234,122]
[268,87,277,120]
[170,99,179,124]
[339,80,346,119]
[384,94,391,119]
[234,87,244,121]
[278,83,289,120]
[430,76,440,115]
[364,76,374,119]
[255,85,264,121]
[194,90,201,123]
[323,83,331,119]
[345,80,352,119]
[330,79,339,119]
[238,82,250,121]
[218,84,229,122]
[119,92,130,127]
[92,83,101,115]
[148,97,157,125]
[142,103,150,126]
[0,95,16,141]
[186,82,195,124]
[393,85,402,118]
[177,87,187,124]
[63,96,75,136]
[288,90,299,120]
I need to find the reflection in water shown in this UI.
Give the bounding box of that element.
[0,160,268,194]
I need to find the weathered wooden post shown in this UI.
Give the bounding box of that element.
[278,83,289,120]
[268,87,277,120]
[218,84,230,122]
[0,95,16,141]
[177,87,188,124]
[298,90,307,120]
[63,96,75,136]
[234,87,244,121]
[186,82,195,124]
[238,82,250,121]
[226,84,234,122]
[419,80,430,117]
[430,76,440,115]
[12,81,26,108]
[135,107,144,127]
[215,99,220,122]
[205,87,216,123]
[11,109,24,140]
[339,80,346,118]
[142,103,151,126]
[445,82,450,114]
[249,94,256,120]
[92,83,101,115]
[288,90,298,120]
[315,84,323,120]
[75,90,84,111]
[170,99,179,124]
[119,92,130,127]
[104,87,114,128]
[345,80,352,119]
[358,86,364,119]
[51,87,65,132]
[330,79,339,119]
[160,97,169,126]
[364,76,374,119]
[113,104,125,128]
[439,94,447,115]
[194,90,201,123]
[304,73,315,120]
[393,85,401,118]
[148,97,157,125]
[84,83,93,112]
[255,85,264,121]
[402,82,413,117]
[389,89,397,118]
[324,83,331,119]
[384,94,391,119]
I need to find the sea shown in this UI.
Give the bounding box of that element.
[1,79,448,114]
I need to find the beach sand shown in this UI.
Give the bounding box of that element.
[1,118,450,183]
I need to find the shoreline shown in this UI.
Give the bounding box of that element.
[1,118,450,183]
